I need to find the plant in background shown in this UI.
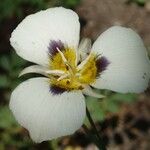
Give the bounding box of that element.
[9,7,150,149]
[0,0,81,21]
[127,0,148,5]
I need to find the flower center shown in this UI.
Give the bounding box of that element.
[48,40,109,94]
[49,47,97,91]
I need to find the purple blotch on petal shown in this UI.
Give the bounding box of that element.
[96,56,110,76]
[48,40,65,56]
[50,85,67,95]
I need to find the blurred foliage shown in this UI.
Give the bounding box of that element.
[0,52,27,106]
[0,0,147,20]
[0,0,81,21]
[0,106,16,129]
[61,0,81,7]
[128,0,148,5]
[0,52,26,89]
[85,91,137,125]
[0,0,47,20]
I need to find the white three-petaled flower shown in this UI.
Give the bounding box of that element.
[9,7,150,143]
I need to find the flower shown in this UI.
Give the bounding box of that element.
[9,7,150,143]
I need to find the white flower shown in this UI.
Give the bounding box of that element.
[9,7,150,143]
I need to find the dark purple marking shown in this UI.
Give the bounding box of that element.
[50,85,67,95]
[48,40,65,56]
[96,56,110,76]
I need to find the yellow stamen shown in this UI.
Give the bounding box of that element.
[49,48,97,91]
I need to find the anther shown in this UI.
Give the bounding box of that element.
[66,80,70,85]
[56,47,74,75]
[46,70,65,76]
[57,74,70,81]
[56,47,67,63]
[66,66,69,70]
[79,85,83,90]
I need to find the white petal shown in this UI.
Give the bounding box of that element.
[19,65,66,77]
[10,7,80,66]
[92,26,150,93]
[9,78,86,142]
[19,65,49,77]
[82,86,105,99]
[77,53,92,71]
[78,38,91,53]
[78,38,92,61]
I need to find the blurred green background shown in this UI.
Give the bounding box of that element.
[0,0,149,150]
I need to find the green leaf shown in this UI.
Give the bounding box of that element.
[105,100,119,113]
[0,106,17,128]
[0,75,9,88]
[0,55,10,71]
[136,0,146,3]
[11,52,26,68]
[0,143,4,150]
[110,93,137,103]
[86,97,105,122]
[60,0,81,7]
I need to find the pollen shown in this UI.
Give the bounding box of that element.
[49,46,99,92]
[49,48,76,72]
[78,54,97,84]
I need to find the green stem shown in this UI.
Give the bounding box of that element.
[86,107,106,150]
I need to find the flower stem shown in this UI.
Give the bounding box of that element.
[86,107,106,150]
